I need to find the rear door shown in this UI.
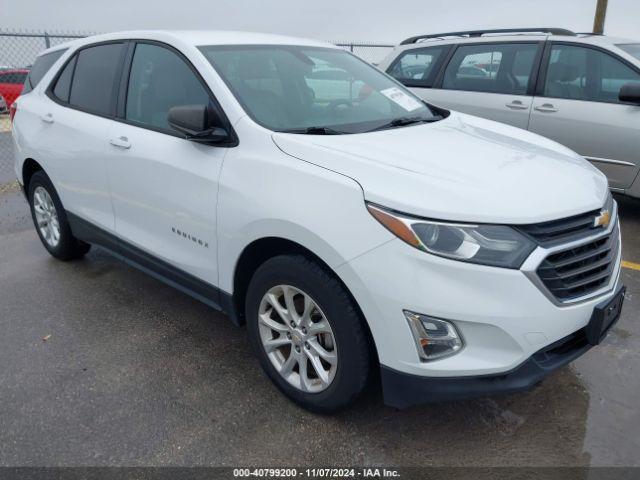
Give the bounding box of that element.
[401,42,542,130]
[37,42,126,231]
[529,43,640,189]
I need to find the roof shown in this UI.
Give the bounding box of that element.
[38,30,334,57]
[396,29,638,51]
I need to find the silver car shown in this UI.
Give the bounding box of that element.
[379,28,640,198]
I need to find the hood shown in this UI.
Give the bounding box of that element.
[272,112,609,224]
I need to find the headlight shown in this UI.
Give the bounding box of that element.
[367,203,536,268]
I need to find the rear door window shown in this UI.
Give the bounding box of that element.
[67,43,124,116]
[386,46,446,86]
[442,43,539,95]
[22,49,67,93]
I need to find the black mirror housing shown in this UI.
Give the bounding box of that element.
[168,104,236,145]
[619,82,640,105]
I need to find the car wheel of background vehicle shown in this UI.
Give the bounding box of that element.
[28,170,91,260]
[246,254,371,413]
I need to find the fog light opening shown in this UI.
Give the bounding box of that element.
[404,311,464,361]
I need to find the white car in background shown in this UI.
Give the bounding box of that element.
[12,31,624,411]
[380,28,640,198]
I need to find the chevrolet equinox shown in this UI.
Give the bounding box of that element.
[12,31,625,411]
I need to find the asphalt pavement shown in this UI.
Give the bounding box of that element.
[0,154,639,467]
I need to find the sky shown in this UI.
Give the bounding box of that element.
[0,0,638,44]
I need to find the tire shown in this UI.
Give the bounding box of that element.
[27,170,91,260]
[246,254,371,412]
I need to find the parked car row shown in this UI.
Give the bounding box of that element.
[0,68,29,113]
[11,29,625,412]
[379,28,640,198]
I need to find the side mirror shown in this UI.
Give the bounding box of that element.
[167,104,232,144]
[619,82,640,105]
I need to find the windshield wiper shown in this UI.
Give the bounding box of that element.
[279,126,345,135]
[369,115,443,132]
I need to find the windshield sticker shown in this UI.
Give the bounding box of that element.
[380,87,423,112]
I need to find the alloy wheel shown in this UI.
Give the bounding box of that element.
[258,285,338,393]
[33,186,61,248]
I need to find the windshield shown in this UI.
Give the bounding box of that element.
[198,45,440,134]
[618,43,640,61]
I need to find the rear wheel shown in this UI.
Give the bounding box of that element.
[246,254,371,412]
[28,170,91,260]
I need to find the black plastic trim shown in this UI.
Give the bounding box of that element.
[380,323,602,409]
[527,41,547,96]
[66,211,240,325]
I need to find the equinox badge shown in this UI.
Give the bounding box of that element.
[172,227,209,248]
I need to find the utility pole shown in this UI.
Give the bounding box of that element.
[593,0,609,34]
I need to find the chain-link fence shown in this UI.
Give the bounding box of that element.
[333,42,394,65]
[0,30,394,189]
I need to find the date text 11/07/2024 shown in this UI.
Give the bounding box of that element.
[232,468,401,478]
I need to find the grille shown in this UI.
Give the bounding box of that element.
[518,208,602,246]
[536,221,619,302]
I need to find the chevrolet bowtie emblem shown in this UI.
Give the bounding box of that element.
[594,210,611,228]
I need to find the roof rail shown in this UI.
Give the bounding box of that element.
[400,28,576,45]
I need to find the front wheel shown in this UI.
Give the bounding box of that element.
[28,170,91,260]
[246,255,371,412]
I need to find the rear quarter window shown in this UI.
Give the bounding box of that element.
[22,49,67,94]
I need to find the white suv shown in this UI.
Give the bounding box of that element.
[379,28,640,198]
[13,31,624,412]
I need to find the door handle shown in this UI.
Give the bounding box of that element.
[505,100,528,110]
[109,136,131,149]
[534,103,559,113]
[40,113,54,123]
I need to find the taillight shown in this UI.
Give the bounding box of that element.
[9,102,17,122]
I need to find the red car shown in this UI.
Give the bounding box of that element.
[0,69,29,109]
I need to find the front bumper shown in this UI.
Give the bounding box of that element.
[336,212,623,405]
[382,325,593,408]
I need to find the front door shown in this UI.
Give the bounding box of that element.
[105,42,228,289]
